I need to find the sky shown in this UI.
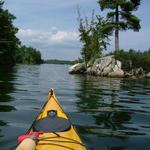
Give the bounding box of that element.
[4,0,150,60]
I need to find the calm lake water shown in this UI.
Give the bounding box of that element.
[0,64,150,150]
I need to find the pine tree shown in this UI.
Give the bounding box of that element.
[98,0,141,50]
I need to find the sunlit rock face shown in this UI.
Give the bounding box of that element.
[69,55,124,77]
[69,63,86,74]
[146,72,150,78]
[87,55,124,77]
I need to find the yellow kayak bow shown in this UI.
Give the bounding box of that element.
[27,89,87,150]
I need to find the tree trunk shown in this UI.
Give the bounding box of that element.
[115,5,119,50]
[115,29,119,50]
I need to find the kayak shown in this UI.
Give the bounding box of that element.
[20,89,87,150]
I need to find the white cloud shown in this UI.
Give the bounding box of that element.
[16,27,81,59]
[17,28,79,44]
[17,27,150,59]
[50,31,78,42]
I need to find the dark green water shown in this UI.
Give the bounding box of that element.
[0,64,150,150]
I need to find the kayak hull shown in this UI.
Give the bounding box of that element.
[28,89,87,150]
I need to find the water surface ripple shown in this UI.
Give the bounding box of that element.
[0,64,150,150]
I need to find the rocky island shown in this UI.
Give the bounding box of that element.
[69,55,150,79]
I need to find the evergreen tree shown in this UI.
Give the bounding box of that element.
[98,0,141,50]
[0,0,20,65]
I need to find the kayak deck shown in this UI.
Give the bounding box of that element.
[28,89,87,150]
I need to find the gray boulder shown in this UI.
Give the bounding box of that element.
[125,67,145,78]
[87,55,124,77]
[69,63,86,74]
[145,72,150,78]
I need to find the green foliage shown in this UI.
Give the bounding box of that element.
[15,45,43,64]
[0,1,43,65]
[110,49,150,71]
[78,10,110,66]
[0,0,20,65]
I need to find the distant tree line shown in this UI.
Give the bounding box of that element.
[44,59,82,65]
[16,46,43,64]
[109,49,150,72]
[0,0,42,66]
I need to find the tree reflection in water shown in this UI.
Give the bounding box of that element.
[75,75,145,150]
[0,66,16,102]
[0,66,16,137]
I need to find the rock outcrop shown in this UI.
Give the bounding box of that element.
[69,63,86,74]
[69,55,124,77]
[145,72,150,78]
[86,55,124,77]
[124,67,145,78]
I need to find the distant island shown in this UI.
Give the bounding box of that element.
[44,59,81,65]
[69,49,150,79]
[69,1,150,79]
